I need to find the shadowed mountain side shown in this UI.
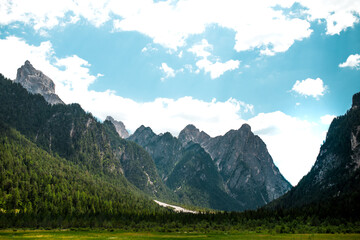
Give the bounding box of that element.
[268,92,360,216]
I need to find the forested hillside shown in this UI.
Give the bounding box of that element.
[0,73,171,200]
[0,121,167,227]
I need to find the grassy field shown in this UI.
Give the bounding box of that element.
[0,230,359,240]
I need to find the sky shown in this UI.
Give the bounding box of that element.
[0,0,360,186]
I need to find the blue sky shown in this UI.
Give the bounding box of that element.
[0,0,360,185]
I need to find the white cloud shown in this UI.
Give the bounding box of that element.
[141,43,158,53]
[291,78,327,99]
[248,111,324,186]
[2,0,359,56]
[320,114,336,125]
[188,39,212,58]
[0,35,326,186]
[2,0,360,56]
[188,39,240,79]
[159,62,175,81]
[178,51,183,58]
[0,0,313,56]
[298,0,360,35]
[196,58,240,79]
[339,54,360,69]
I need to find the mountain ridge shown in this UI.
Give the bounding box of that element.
[130,122,291,210]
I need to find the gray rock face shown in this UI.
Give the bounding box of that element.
[15,60,64,105]
[130,126,243,210]
[131,123,292,210]
[178,124,210,146]
[178,123,292,209]
[105,116,130,139]
[129,126,183,180]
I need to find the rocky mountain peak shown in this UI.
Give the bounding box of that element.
[352,92,360,109]
[105,116,129,139]
[178,124,211,146]
[239,123,252,132]
[15,60,64,105]
[130,125,157,146]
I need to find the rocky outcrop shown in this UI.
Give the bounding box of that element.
[105,116,130,139]
[15,60,64,105]
[178,123,292,209]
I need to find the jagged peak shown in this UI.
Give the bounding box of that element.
[178,124,210,146]
[183,124,198,131]
[15,60,64,105]
[135,125,155,135]
[105,116,115,121]
[239,123,252,132]
[24,60,31,66]
[105,116,129,139]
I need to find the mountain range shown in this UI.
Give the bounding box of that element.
[0,60,359,221]
[129,123,291,210]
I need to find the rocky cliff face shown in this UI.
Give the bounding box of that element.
[178,124,210,146]
[270,92,360,209]
[130,126,244,210]
[130,123,291,210]
[129,126,183,180]
[179,124,292,209]
[105,116,130,139]
[15,60,64,105]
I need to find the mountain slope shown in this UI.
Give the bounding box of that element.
[270,92,360,214]
[0,73,169,199]
[103,120,175,200]
[178,124,292,209]
[129,126,183,180]
[0,121,161,217]
[166,143,243,211]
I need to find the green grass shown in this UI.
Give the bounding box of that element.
[0,230,359,240]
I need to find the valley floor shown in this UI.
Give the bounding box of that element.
[0,230,360,240]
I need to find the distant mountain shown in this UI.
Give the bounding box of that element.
[106,116,130,139]
[15,60,64,105]
[269,92,360,216]
[130,123,291,210]
[129,127,242,210]
[178,124,292,209]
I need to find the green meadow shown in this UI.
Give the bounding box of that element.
[0,230,360,240]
